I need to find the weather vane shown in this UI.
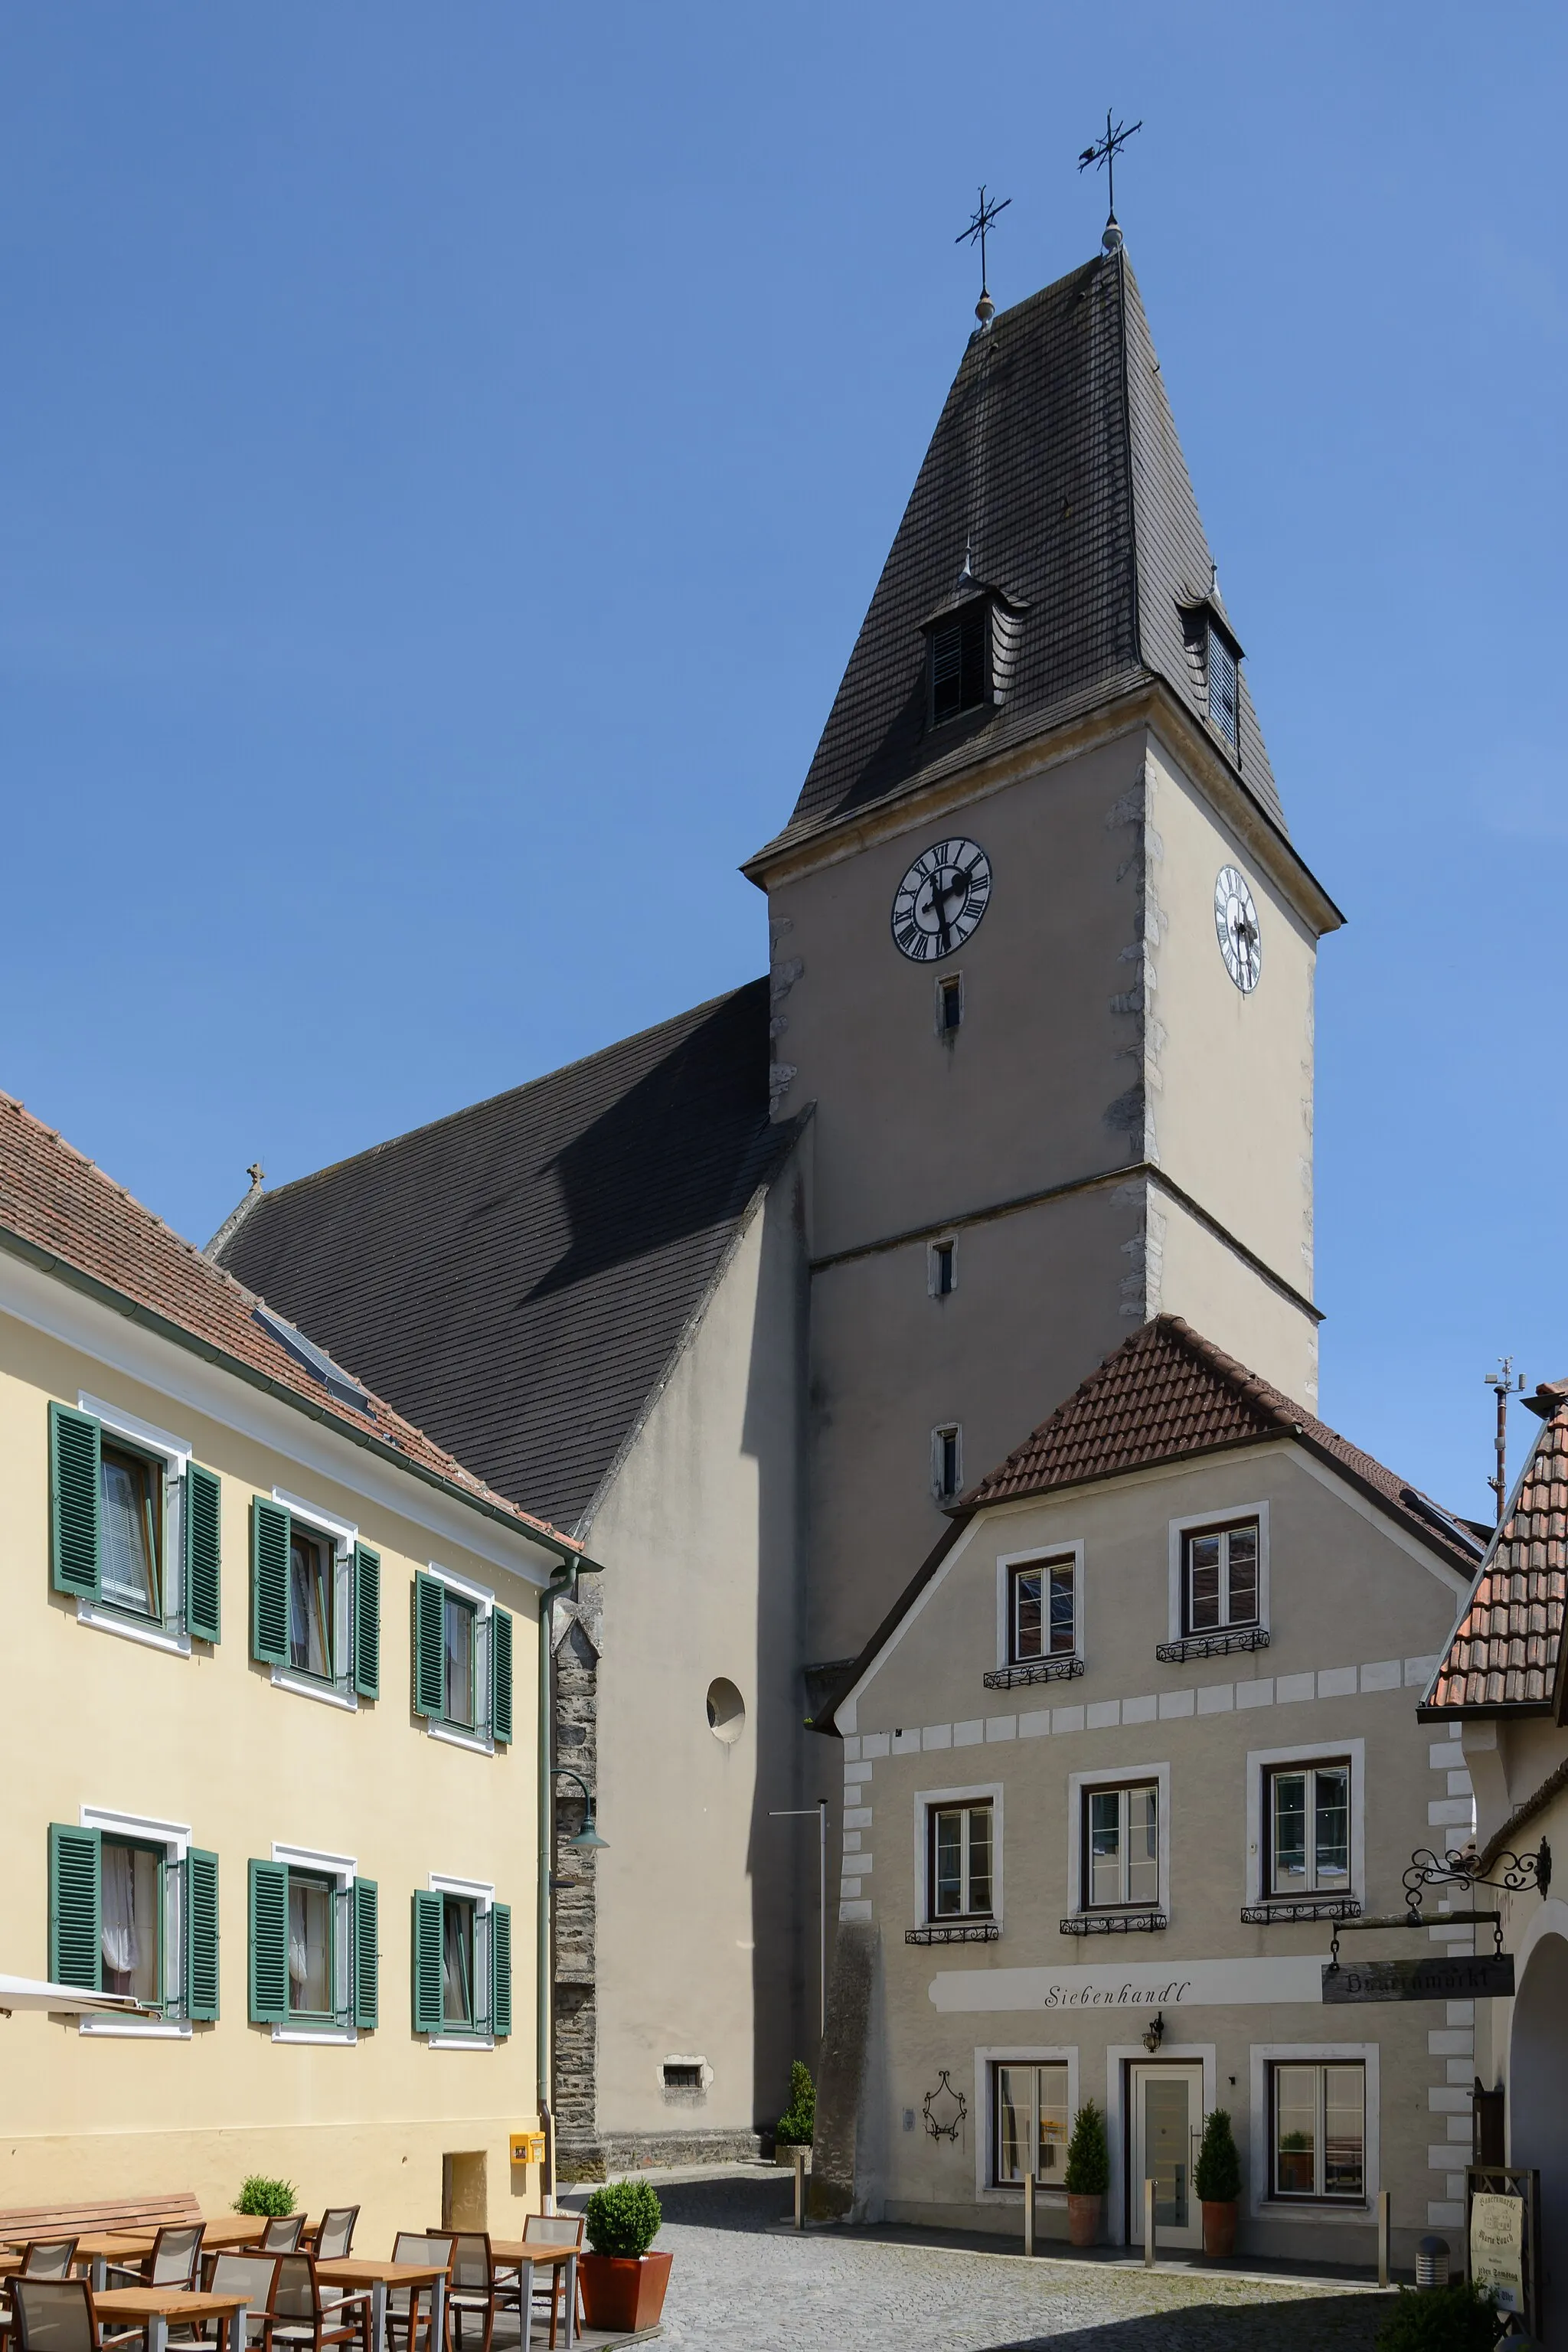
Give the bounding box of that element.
[1078,109,1142,248]
[956,184,1011,325]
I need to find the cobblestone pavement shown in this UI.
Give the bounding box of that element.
[620,2175,1390,2351]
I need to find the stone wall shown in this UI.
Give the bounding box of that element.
[553,1612,601,2178]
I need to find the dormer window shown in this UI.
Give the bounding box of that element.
[1207,622,1239,753]
[1181,599,1243,760]
[929,604,991,726]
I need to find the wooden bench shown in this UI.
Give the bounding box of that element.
[0,2191,202,2245]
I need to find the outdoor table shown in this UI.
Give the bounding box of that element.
[93,2285,248,2352]
[486,2243,577,2352]
[314,2259,447,2352]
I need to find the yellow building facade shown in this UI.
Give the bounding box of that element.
[0,1096,577,2246]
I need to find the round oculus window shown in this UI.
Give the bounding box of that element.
[705,1677,746,1745]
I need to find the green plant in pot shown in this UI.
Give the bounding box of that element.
[773,2060,816,2161]
[1194,2108,1242,2258]
[1063,2101,1109,2248]
[1374,2278,1500,2351]
[234,2176,298,2219]
[579,2180,671,2334]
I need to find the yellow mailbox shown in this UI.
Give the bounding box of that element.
[510,2130,547,2167]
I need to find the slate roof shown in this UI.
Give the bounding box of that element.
[765,247,1282,856]
[216,980,800,1534]
[1424,1381,1568,1717]
[814,1315,1480,1733]
[963,1315,1481,1566]
[0,1091,574,1550]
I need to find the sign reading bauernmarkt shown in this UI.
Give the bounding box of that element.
[1321,1953,1515,2004]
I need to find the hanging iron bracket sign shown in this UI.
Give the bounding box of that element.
[1320,1838,1549,2001]
[1401,1838,1550,1913]
[1322,1951,1515,2004]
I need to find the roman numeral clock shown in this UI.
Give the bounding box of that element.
[890,838,993,962]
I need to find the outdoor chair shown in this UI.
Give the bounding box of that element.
[258,2225,304,2257]
[103,2226,204,2292]
[301,2217,356,2265]
[186,2257,282,2352]
[266,2258,368,2352]
[381,2239,452,2352]
[0,2247,80,2349]
[432,2237,514,2352]
[12,2278,143,2352]
[518,2217,583,2352]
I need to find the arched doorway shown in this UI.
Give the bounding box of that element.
[1511,1929,1568,2347]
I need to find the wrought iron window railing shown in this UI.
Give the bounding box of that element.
[906,1922,1000,1945]
[1240,1897,1362,1925]
[983,1655,1085,1690]
[1155,1627,1269,1664]
[1060,1909,1167,1936]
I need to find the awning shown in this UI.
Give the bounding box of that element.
[0,1975,150,2017]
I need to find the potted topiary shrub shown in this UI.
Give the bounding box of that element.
[1194,2108,1241,2257]
[1063,2101,1109,2247]
[773,2060,816,2165]
[233,2176,298,2219]
[578,2180,671,2334]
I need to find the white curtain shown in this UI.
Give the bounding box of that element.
[289,1887,309,2001]
[102,1844,137,1980]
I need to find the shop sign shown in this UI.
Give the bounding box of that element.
[1321,1953,1514,2004]
[1468,2193,1525,2316]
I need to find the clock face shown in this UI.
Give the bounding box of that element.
[890,837,993,962]
[1214,864,1262,993]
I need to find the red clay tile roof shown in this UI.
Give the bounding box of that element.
[1426,1383,1568,1714]
[962,1315,1481,1570]
[0,1092,578,1554]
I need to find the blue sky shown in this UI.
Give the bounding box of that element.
[1,4,1563,1523]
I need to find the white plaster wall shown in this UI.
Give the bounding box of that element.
[586,1158,808,2141]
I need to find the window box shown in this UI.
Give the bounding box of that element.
[413,1568,513,1749]
[1240,1898,1363,1926]
[905,1922,1000,1946]
[984,1657,1084,1691]
[412,1877,511,2043]
[1155,1628,1269,1664]
[250,1494,379,1707]
[48,1811,217,2029]
[1059,1910,1168,1936]
[50,1399,220,1649]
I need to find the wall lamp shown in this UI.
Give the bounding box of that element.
[1142,2009,1165,2053]
[552,1767,609,1851]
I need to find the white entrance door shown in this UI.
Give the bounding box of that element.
[1129,2063,1204,2249]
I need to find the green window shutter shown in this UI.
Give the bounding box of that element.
[49,1403,101,1599]
[353,1877,379,2030]
[184,1465,222,1645]
[491,1607,514,1746]
[250,1499,290,1666]
[413,1573,445,1718]
[248,1859,289,2024]
[353,1545,381,1700]
[411,1890,444,2034]
[48,1824,101,1990]
[186,1848,220,2021]
[490,1901,512,2039]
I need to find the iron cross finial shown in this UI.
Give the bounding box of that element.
[956,184,1011,324]
[1078,108,1143,230]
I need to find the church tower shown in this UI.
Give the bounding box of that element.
[745,242,1342,1668]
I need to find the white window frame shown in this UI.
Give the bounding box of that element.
[913,1782,1003,1929]
[1249,2043,1379,2221]
[77,1802,194,2039]
[1066,1761,1171,1922]
[270,1840,358,2045]
[270,1488,359,1713]
[1246,1740,1364,1908]
[423,1563,498,1755]
[76,1392,194,1655]
[427,1871,497,2050]
[932,1426,962,1502]
[927,1237,959,1298]
[974,2046,1079,2203]
[1167,1501,1270,1642]
[996,1540,1084,1671]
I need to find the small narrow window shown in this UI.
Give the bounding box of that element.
[933,1426,962,1500]
[938,974,963,1034]
[662,2061,703,2090]
[1183,1521,1259,1636]
[100,1444,162,1619]
[930,1240,956,1297]
[930,606,990,726]
[1011,1557,1076,1663]
[286,1871,334,2018]
[443,1591,476,1730]
[1084,1782,1159,1909]
[993,2062,1070,2185]
[288,1525,334,1679]
[1207,623,1239,752]
[1268,1763,1351,1896]
[442,1895,475,2028]
[100,1838,162,2003]
[928,1801,993,1920]
[1270,2062,1365,2201]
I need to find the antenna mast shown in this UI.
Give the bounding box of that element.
[1485,1357,1524,1527]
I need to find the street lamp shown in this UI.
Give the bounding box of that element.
[552,1766,609,1851]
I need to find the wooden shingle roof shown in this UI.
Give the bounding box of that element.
[1425,1383,1568,1717]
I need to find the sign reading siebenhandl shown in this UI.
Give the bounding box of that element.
[1468,2193,1524,2316]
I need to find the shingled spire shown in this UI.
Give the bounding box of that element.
[775,247,1281,845]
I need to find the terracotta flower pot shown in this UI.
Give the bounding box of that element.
[1201,2200,1238,2259]
[1067,2191,1102,2247]
[577,2249,672,2333]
